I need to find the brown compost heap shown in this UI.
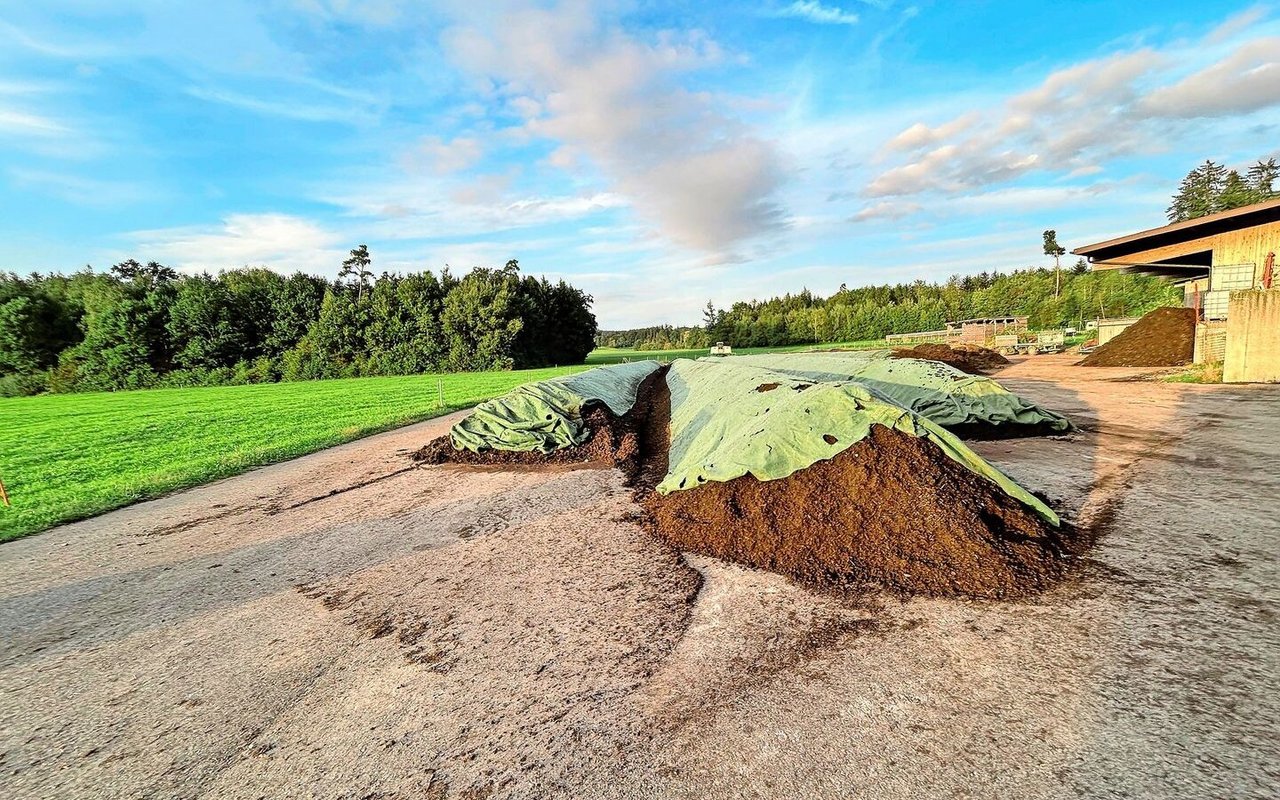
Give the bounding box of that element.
[639,424,1064,599]
[420,364,1074,599]
[890,343,1010,374]
[1079,307,1196,367]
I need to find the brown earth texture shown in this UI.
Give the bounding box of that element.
[641,425,1068,599]
[891,342,1011,373]
[1078,306,1196,367]
[427,367,1072,600]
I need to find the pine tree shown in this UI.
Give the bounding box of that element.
[1167,160,1227,222]
[1219,169,1258,212]
[1043,230,1066,298]
[1247,158,1278,200]
[338,245,374,303]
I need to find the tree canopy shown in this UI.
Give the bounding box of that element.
[1167,157,1278,222]
[0,253,597,396]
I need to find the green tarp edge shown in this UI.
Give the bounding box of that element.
[706,352,1071,433]
[658,359,1058,525]
[449,360,661,454]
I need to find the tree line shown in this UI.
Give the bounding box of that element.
[600,266,1180,352]
[1167,157,1277,222]
[595,325,712,351]
[0,249,597,396]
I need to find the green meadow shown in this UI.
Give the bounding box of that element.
[0,366,587,542]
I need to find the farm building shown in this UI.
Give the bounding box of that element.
[1074,198,1280,378]
[886,317,1027,346]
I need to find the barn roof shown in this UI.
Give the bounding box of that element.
[1072,197,1280,262]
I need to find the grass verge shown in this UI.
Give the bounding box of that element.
[1162,362,1224,384]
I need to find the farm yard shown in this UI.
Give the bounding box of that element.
[5,3,1280,798]
[1,350,1276,799]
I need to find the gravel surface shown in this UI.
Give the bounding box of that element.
[1,355,1277,799]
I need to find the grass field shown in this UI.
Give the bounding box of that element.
[0,366,587,542]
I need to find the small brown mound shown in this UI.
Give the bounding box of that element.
[891,343,1011,374]
[413,404,639,468]
[640,425,1067,599]
[1079,307,1196,367]
[413,368,667,476]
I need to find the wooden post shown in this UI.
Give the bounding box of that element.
[0,477,10,507]
[437,378,444,409]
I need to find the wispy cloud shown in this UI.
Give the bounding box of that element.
[184,86,363,123]
[771,2,860,26]
[865,21,1280,199]
[7,167,151,206]
[128,213,347,274]
[440,1,789,257]
[1139,37,1280,118]
[0,108,69,137]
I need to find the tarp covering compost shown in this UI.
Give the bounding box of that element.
[659,359,1058,524]
[449,360,661,454]
[704,352,1070,433]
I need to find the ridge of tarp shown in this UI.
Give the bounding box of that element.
[704,352,1071,433]
[659,359,1059,525]
[448,360,661,454]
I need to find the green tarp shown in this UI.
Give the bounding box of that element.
[705,352,1070,433]
[449,360,661,454]
[659,359,1058,524]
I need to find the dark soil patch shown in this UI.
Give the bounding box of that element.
[1078,307,1196,367]
[413,368,668,478]
[891,343,1010,374]
[638,425,1070,599]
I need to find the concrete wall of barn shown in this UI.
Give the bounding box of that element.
[1225,290,1280,383]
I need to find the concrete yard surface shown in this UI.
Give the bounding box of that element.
[1,354,1277,798]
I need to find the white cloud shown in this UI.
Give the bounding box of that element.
[439,1,789,255]
[405,135,485,175]
[0,108,69,137]
[865,25,1280,198]
[128,213,347,274]
[884,113,978,152]
[1140,37,1280,118]
[850,200,921,222]
[867,49,1165,197]
[771,2,860,26]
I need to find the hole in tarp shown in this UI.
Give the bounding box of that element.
[755,382,781,392]
[792,383,812,391]
[823,434,839,445]
[546,414,553,420]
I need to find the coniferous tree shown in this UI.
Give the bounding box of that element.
[1167,160,1227,221]
[1247,158,1278,199]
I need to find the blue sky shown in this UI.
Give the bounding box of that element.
[1,1,1277,327]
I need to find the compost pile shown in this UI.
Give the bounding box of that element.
[413,360,664,471]
[1078,307,1196,367]
[891,343,1010,373]
[421,355,1075,599]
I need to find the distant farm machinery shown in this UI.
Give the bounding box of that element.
[992,330,1066,356]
